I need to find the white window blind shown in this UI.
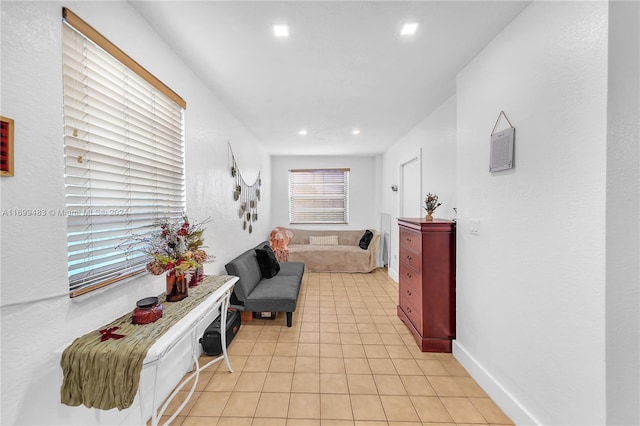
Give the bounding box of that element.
[62,11,186,297]
[289,168,350,224]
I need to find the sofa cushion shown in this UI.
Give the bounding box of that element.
[224,250,262,302]
[289,229,364,246]
[359,230,374,250]
[255,246,280,278]
[288,244,375,273]
[278,261,305,277]
[309,235,339,246]
[244,275,302,312]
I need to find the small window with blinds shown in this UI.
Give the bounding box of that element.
[289,168,350,224]
[62,8,187,297]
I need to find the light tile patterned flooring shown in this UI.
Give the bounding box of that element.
[162,269,513,425]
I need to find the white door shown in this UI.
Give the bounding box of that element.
[389,151,422,281]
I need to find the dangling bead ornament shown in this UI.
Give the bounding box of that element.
[229,142,262,234]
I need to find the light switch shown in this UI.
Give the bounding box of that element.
[470,219,480,235]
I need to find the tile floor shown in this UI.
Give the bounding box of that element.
[160,269,513,425]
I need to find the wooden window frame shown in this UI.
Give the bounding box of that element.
[62,8,186,297]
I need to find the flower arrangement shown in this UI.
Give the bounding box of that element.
[145,216,212,277]
[423,193,442,218]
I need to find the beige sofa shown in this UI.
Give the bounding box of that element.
[285,229,380,273]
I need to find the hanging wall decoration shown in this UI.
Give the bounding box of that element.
[229,142,261,234]
[1,116,15,177]
[489,111,515,173]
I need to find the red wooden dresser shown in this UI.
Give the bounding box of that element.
[397,218,456,352]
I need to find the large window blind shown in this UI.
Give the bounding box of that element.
[62,9,186,297]
[289,168,350,224]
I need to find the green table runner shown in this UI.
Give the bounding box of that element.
[60,275,234,410]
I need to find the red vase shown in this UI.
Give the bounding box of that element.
[166,270,188,302]
[197,264,204,282]
[188,267,199,288]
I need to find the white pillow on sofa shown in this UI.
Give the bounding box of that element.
[309,235,339,246]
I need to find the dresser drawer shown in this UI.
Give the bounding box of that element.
[399,227,422,254]
[399,267,422,295]
[399,279,422,307]
[399,249,421,272]
[399,294,423,334]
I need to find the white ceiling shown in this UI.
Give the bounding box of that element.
[130,1,530,156]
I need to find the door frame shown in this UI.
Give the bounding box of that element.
[399,148,422,218]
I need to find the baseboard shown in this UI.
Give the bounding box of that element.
[453,341,539,425]
[388,267,399,283]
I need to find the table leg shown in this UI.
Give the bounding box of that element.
[151,288,236,425]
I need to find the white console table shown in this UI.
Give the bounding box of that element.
[57,275,238,426]
[145,275,237,426]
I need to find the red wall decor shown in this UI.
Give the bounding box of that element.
[1,116,14,176]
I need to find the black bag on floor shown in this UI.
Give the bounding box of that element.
[199,308,241,356]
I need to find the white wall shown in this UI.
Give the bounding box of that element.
[2,2,635,425]
[379,96,457,280]
[270,155,380,231]
[0,2,270,424]
[453,2,608,425]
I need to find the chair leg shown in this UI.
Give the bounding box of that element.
[286,312,292,327]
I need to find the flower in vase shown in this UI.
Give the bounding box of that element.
[144,216,213,278]
[423,193,442,213]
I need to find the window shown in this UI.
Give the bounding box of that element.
[62,8,186,297]
[289,168,350,224]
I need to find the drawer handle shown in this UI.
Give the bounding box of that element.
[406,237,412,243]
[406,306,412,313]
[406,255,412,261]
[406,289,412,296]
[406,272,412,279]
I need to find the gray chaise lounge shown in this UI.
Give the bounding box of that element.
[225,241,305,327]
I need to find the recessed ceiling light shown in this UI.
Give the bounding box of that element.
[273,24,290,38]
[352,129,361,135]
[298,129,307,136]
[401,22,419,36]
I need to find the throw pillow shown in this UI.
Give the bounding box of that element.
[359,230,374,250]
[255,246,280,278]
[309,235,339,246]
